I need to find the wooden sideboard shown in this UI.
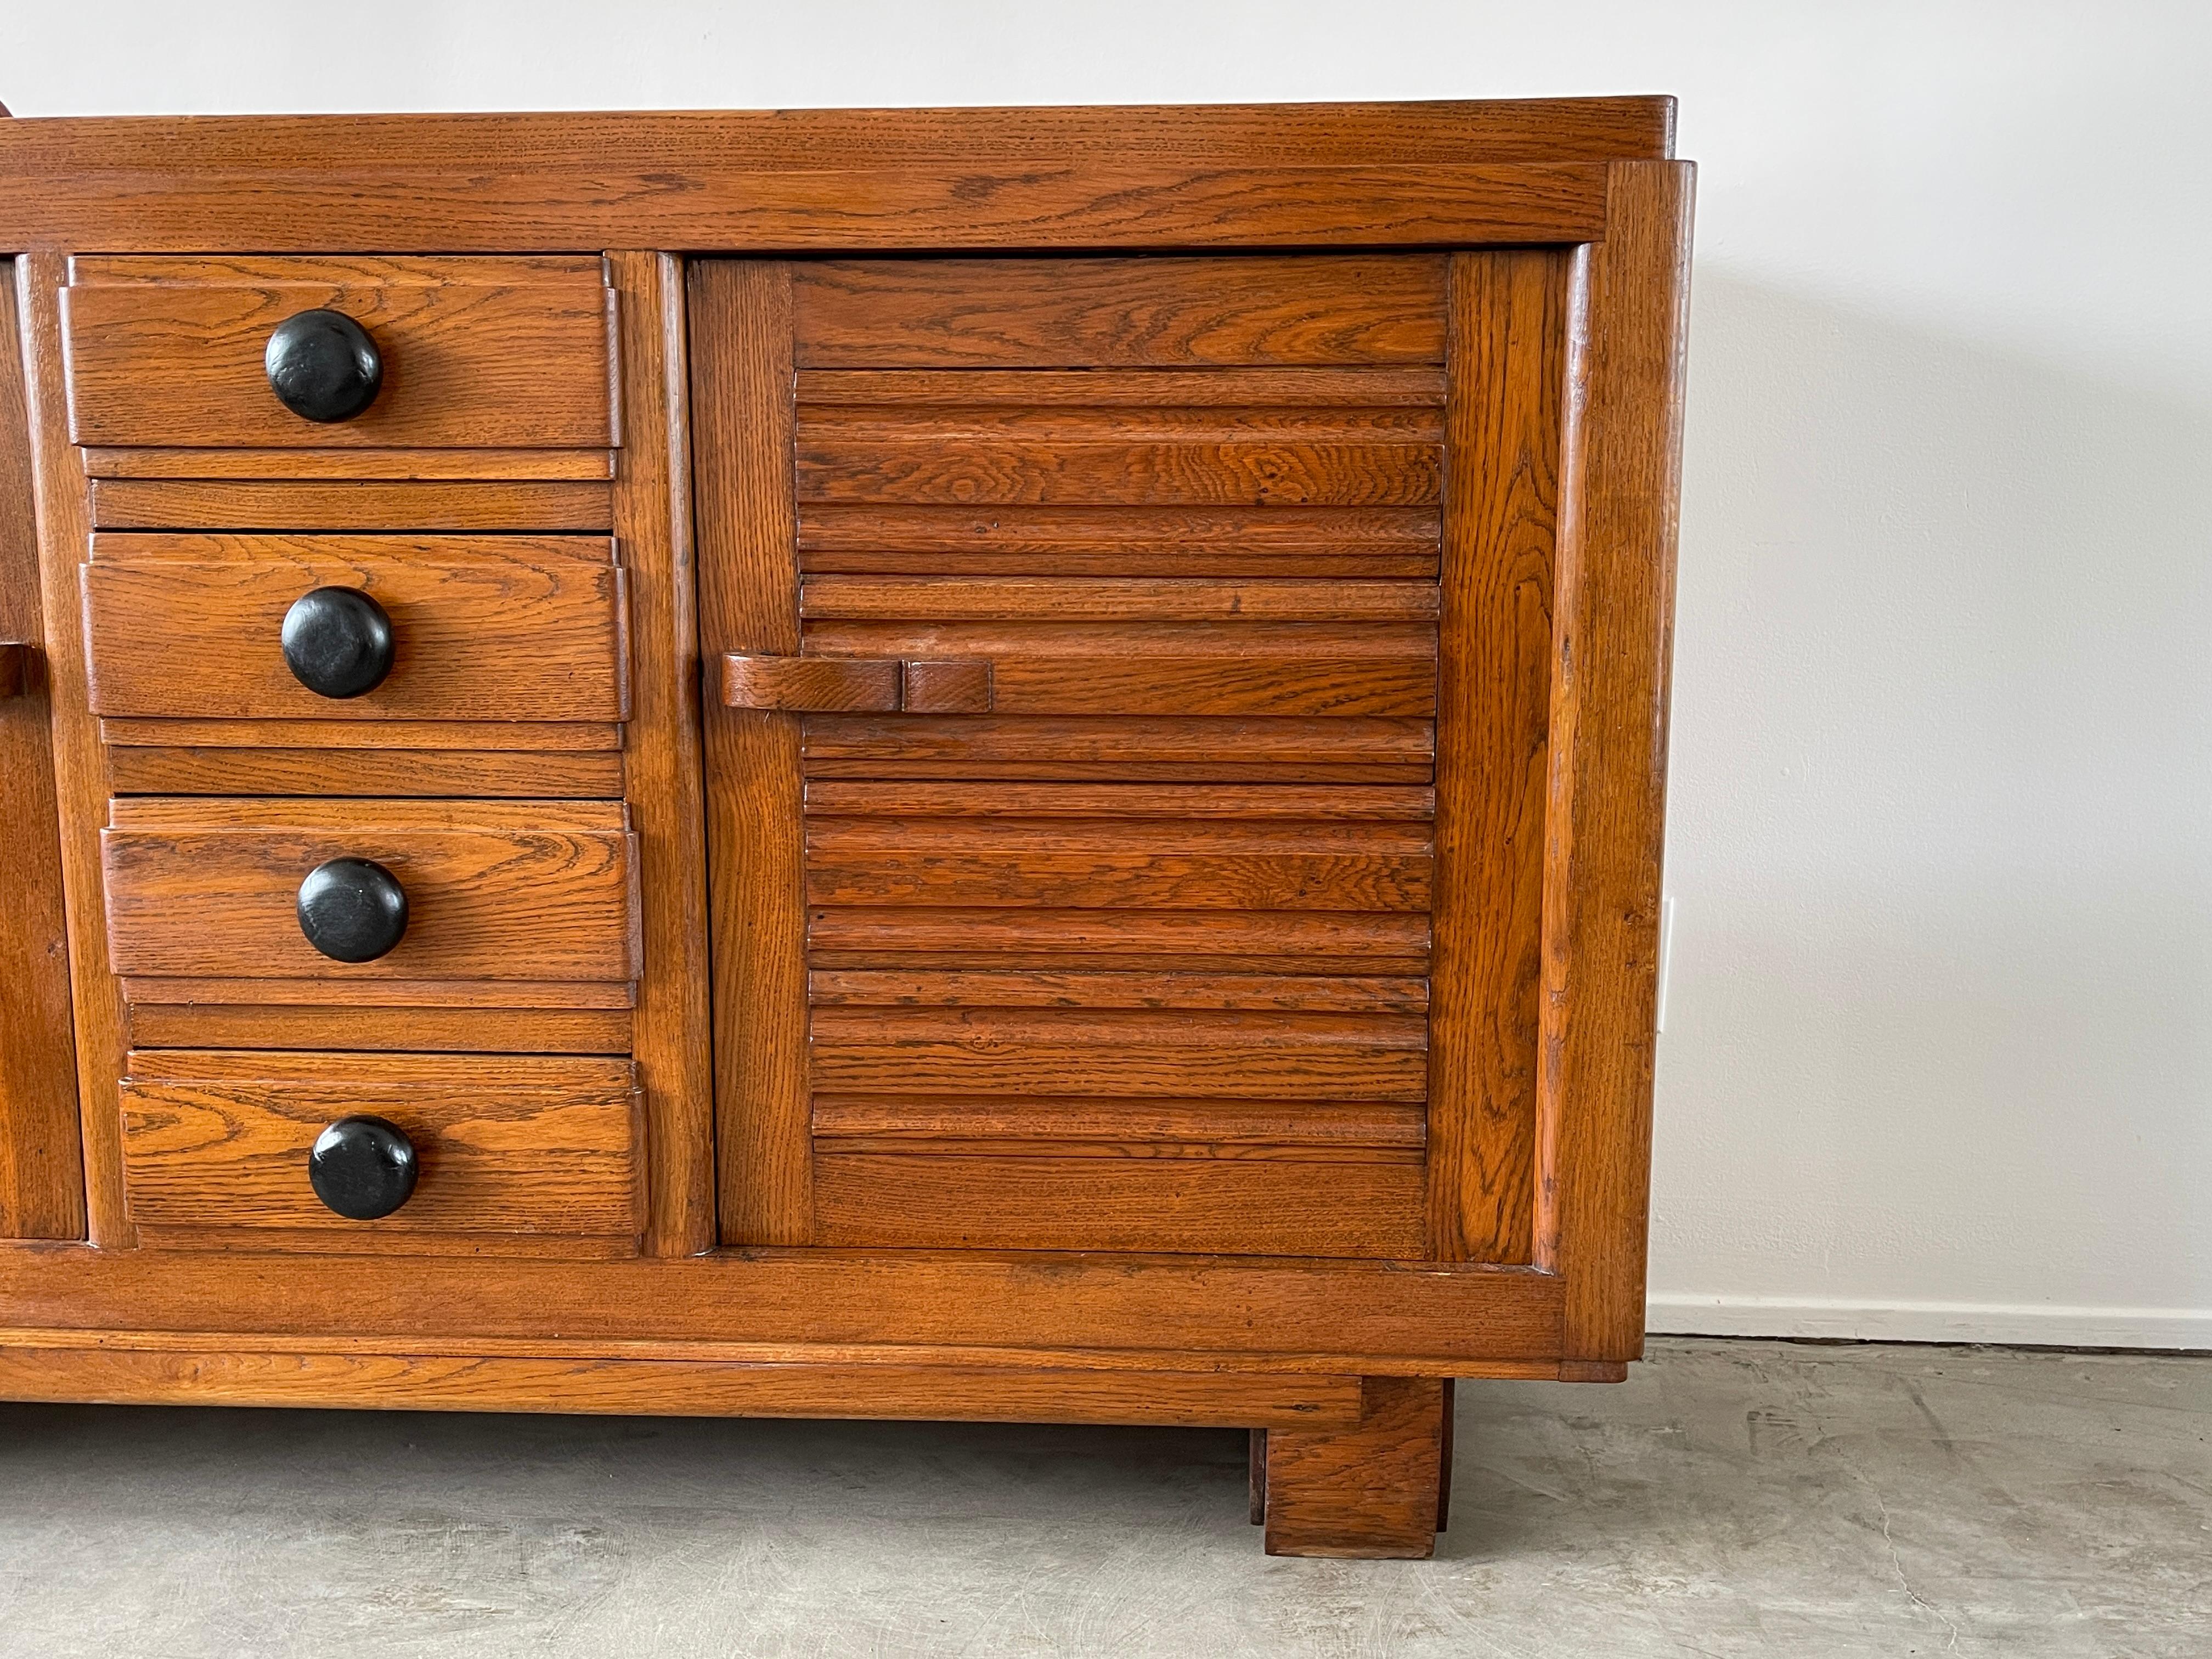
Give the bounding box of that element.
[0,97,1691,1558]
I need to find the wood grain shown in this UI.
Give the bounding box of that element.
[0,1240,1568,1367]
[809,1007,1426,1100]
[1426,250,1567,1263]
[0,263,86,1240]
[803,782,1435,820]
[64,256,615,448]
[1263,1375,1446,1558]
[102,716,622,753]
[120,1051,642,1251]
[82,447,614,481]
[687,259,813,1245]
[793,257,1447,366]
[89,480,613,532]
[608,251,717,1259]
[15,252,133,1245]
[0,1342,1365,1427]
[106,746,624,798]
[101,798,639,984]
[795,436,1440,507]
[808,907,1430,974]
[814,1154,1423,1256]
[723,653,900,712]
[804,816,1432,911]
[83,533,628,721]
[805,970,1427,1012]
[1539,162,1693,1362]
[126,1004,631,1054]
[810,1095,1425,1146]
[797,366,1447,408]
[799,577,1438,622]
[121,977,635,1010]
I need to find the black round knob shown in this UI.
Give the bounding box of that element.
[308,1115,418,1220]
[296,857,409,963]
[264,309,382,423]
[281,586,393,699]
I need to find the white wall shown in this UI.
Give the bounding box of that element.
[7,2,2207,1348]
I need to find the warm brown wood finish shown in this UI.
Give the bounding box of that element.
[1539,162,1692,1362]
[0,98,1661,250]
[1425,250,1567,1263]
[689,259,815,1245]
[83,533,628,722]
[83,447,616,481]
[17,252,134,1245]
[0,98,1689,1559]
[88,479,614,532]
[1263,1376,1447,1557]
[0,1243,1567,1367]
[120,1051,644,1255]
[101,797,639,985]
[63,256,616,449]
[607,252,718,1259]
[0,264,86,1239]
[0,1339,1365,1426]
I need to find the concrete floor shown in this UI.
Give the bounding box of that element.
[0,1338,2204,1657]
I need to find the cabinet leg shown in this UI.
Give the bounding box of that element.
[1248,1427,1268,1523]
[1261,1376,1447,1558]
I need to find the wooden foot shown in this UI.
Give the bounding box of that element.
[1261,1375,1447,1558]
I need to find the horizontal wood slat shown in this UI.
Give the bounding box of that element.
[812,1095,1427,1146]
[804,971,1427,1012]
[83,534,628,723]
[797,367,1448,408]
[808,906,1430,973]
[813,1154,1424,1255]
[122,977,636,1009]
[804,817,1432,911]
[803,782,1436,819]
[100,716,623,753]
[799,577,1437,622]
[796,438,1440,507]
[793,257,1448,366]
[88,480,614,532]
[63,257,616,449]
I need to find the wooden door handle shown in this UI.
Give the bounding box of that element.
[0,641,34,699]
[720,653,992,714]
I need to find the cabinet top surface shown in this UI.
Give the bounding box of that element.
[0,97,1680,256]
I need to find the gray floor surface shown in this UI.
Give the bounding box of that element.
[0,1337,2204,1657]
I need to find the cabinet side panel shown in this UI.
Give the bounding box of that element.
[14,253,129,1244]
[0,263,87,1239]
[1541,162,1694,1359]
[689,262,815,1244]
[1426,250,1566,1262]
[608,252,718,1256]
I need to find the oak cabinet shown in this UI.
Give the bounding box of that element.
[0,97,1690,1559]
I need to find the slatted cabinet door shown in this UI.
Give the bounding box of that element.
[692,253,1557,1262]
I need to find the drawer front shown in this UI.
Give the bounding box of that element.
[102,798,638,984]
[63,255,616,450]
[83,534,629,723]
[120,1051,644,1255]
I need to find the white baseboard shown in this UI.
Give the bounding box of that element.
[1645,1294,2212,1351]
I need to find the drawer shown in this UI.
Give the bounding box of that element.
[120,1051,644,1256]
[62,255,616,450]
[102,798,639,987]
[83,534,629,723]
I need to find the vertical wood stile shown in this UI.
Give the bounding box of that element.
[1427,250,1566,1262]
[0,262,88,1239]
[607,252,716,1255]
[14,253,131,1245]
[689,261,814,1244]
[1537,162,1694,1358]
